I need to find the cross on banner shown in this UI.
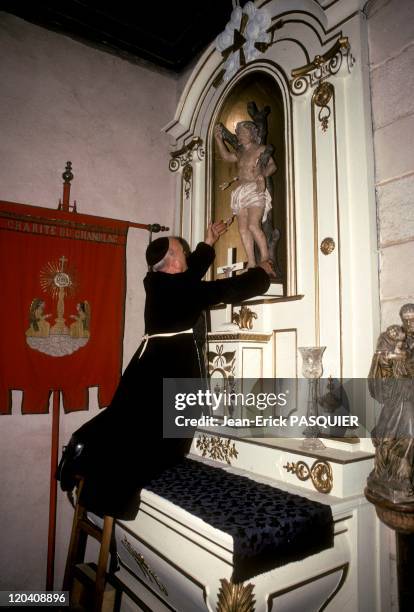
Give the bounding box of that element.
[217,247,245,325]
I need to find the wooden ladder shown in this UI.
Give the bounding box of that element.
[63,479,115,611]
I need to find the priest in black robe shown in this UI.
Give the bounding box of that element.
[64,223,271,519]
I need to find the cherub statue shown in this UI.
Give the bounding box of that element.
[214,102,278,277]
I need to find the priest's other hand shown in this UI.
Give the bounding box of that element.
[257,260,277,278]
[205,221,227,246]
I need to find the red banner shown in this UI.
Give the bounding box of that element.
[0,201,129,414]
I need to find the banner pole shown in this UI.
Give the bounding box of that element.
[46,390,60,590]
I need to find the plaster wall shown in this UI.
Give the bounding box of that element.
[366,0,414,609]
[367,0,414,328]
[0,12,176,590]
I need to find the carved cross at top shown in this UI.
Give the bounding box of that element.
[217,247,246,325]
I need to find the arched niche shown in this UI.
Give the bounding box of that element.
[164,2,380,381]
[212,71,287,284]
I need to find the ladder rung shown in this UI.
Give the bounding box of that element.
[78,518,104,542]
[63,478,115,611]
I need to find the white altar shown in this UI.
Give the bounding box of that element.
[113,443,375,611]
[111,1,380,610]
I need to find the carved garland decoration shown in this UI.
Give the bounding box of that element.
[196,435,239,465]
[283,460,333,494]
[216,578,256,612]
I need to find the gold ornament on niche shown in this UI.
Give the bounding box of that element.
[182,163,193,199]
[320,237,335,255]
[216,578,255,612]
[290,36,355,96]
[283,460,333,494]
[313,81,334,132]
[168,136,204,172]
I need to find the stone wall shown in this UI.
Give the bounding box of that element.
[367,0,414,328]
[366,1,414,609]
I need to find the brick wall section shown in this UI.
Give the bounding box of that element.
[367,0,414,328]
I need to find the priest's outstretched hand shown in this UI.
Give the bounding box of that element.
[205,220,228,246]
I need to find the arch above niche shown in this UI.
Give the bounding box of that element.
[163,1,330,143]
[211,71,288,285]
[162,4,341,300]
[166,58,298,294]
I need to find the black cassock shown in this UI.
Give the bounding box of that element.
[73,242,270,519]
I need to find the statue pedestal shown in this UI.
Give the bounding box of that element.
[365,488,414,612]
[207,331,273,382]
[244,282,284,299]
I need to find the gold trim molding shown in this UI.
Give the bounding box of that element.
[283,459,333,494]
[216,579,255,612]
[208,333,272,342]
[290,36,355,96]
[196,435,239,465]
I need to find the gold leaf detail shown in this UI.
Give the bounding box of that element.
[216,578,255,612]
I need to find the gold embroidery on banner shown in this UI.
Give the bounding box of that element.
[25,255,91,357]
[0,209,126,240]
[26,299,52,339]
[216,578,255,612]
